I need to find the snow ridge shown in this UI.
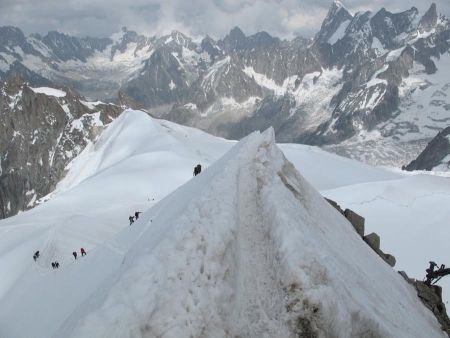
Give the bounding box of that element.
[55,128,444,337]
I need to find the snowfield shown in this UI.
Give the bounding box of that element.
[0,110,448,337]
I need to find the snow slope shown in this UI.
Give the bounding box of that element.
[0,110,232,302]
[48,129,447,337]
[0,110,447,337]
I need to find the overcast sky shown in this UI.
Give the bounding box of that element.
[0,0,448,39]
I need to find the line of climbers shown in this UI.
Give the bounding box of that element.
[32,248,87,269]
[73,248,87,260]
[33,163,204,268]
[129,211,142,225]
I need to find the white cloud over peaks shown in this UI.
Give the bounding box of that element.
[0,0,447,40]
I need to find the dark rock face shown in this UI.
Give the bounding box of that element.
[124,48,189,107]
[398,272,450,335]
[406,126,450,171]
[315,1,353,44]
[343,208,365,237]
[41,31,112,62]
[0,77,122,219]
[364,233,381,251]
[370,7,419,49]
[5,61,54,87]
[419,3,438,32]
[0,26,40,58]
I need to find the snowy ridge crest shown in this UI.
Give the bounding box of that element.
[55,126,444,337]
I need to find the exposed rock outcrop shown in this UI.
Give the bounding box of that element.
[405,126,450,171]
[0,77,123,218]
[399,271,450,336]
[325,198,395,267]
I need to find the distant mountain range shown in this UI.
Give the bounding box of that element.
[2,1,450,217]
[1,2,450,166]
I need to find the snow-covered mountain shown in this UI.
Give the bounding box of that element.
[0,77,123,218]
[1,2,450,167]
[0,110,448,337]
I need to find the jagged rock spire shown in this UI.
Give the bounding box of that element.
[419,3,438,32]
[316,0,353,43]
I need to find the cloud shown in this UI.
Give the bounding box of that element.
[0,0,447,39]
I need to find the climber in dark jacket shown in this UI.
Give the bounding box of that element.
[81,248,86,256]
[33,250,40,261]
[193,164,202,176]
[129,215,134,225]
[73,251,77,260]
[134,211,141,220]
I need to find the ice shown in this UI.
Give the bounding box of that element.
[30,87,67,97]
[243,66,297,95]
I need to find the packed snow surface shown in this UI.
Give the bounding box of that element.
[0,110,448,337]
[29,87,67,97]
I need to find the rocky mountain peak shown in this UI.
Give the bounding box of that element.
[220,26,247,51]
[0,26,27,47]
[201,35,221,62]
[110,28,151,59]
[419,3,438,32]
[370,7,419,49]
[41,31,89,62]
[170,30,189,45]
[316,0,353,43]
[247,31,279,49]
[405,126,450,171]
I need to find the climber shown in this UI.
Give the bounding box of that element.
[33,250,40,261]
[73,251,77,260]
[134,211,142,220]
[51,262,55,269]
[425,261,450,285]
[55,261,59,268]
[129,215,134,225]
[80,248,86,256]
[193,164,202,176]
